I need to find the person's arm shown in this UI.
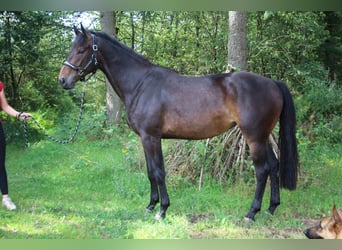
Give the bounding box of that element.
[0,88,31,119]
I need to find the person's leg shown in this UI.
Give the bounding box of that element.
[0,123,8,195]
[0,123,16,210]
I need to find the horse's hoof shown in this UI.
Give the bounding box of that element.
[265,209,274,216]
[243,216,255,223]
[154,211,165,220]
[145,205,155,213]
[145,208,153,214]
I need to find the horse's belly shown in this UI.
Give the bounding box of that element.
[161,113,235,140]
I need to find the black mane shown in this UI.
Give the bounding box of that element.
[92,31,153,66]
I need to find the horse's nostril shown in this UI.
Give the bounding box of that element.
[59,77,65,85]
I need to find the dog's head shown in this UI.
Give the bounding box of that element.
[304,205,342,239]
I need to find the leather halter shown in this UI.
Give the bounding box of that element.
[63,34,98,82]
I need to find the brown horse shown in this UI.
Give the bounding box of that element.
[58,25,299,221]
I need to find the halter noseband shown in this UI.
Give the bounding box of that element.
[63,34,98,82]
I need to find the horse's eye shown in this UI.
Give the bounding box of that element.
[77,49,85,54]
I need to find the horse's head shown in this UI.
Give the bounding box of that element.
[58,24,98,89]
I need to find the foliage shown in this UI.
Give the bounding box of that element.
[295,80,342,145]
[0,11,70,107]
[248,11,328,81]
[318,11,342,85]
[0,11,77,143]
[1,10,341,184]
[116,11,228,75]
[1,12,341,239]
[291,60,342,145]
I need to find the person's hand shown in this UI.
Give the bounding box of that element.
[17,112,32,120]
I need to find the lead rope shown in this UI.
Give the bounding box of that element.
[19,83,87,148]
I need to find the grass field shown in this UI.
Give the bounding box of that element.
[0,134,341,239]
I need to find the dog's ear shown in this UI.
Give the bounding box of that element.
[332,205,342,223]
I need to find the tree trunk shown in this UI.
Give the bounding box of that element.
[227,11,248,71]
[100,11,123,125]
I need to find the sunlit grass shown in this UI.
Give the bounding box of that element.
[1,138,341,239]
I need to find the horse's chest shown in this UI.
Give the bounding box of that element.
[125,101,162,136]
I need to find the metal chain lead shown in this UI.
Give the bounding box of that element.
[20,85,86,148]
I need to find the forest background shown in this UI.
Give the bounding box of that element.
[0,11,341,239]
[1,11,341,147]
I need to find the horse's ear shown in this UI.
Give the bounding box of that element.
[80,23,91,39]
[81,24,87,35]
[73,25,80,35]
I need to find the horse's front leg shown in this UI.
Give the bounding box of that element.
[141,134,170,219]
[145,171,159,213]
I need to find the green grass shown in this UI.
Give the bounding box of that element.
[0,135,341,239]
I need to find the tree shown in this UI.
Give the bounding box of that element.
[0,11,72,110]
[115,11,228,75]
[227,11,248,71]
[100,11,123,125]
[318,11,342,84]
[0,11,50,102]
[247,11,328,82]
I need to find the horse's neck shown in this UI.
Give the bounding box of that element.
[99,45,152,105]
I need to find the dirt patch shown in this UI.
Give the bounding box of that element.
[186,212,316,239]
[187,213,214,224]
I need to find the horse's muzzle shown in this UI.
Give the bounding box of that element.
[59,76,76,90]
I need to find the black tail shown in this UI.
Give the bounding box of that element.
[274,80,299,190]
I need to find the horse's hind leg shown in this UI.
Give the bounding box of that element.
[266,143,280,215]
[244,141,270,221]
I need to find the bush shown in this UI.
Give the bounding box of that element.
[3,115,44,146]
[294,65,342,145]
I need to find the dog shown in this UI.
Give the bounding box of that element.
[304,205,342,239]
